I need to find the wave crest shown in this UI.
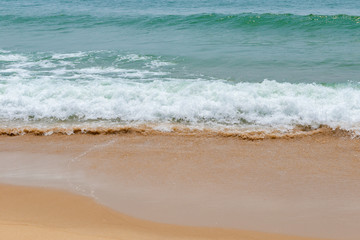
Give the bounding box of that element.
[1,13,359,30]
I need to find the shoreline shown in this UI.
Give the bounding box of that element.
[0,124,357,140]
[1,134,359,239]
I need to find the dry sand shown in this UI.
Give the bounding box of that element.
[0,133,359,239]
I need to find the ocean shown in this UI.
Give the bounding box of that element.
[1,0,360,136]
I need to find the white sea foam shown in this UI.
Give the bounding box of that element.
[52,52,87,59]
[0,49,10,53]
[1,50,360,133]
[146,60,175,68]
[0,54,28,62]
[72,67,166,77]
[1,74,360,132]
[0,68,31,78]
[118,54,150,62]
[8,60,58,69]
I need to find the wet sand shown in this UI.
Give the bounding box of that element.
[0,133,359,239]
[0,183,326,240]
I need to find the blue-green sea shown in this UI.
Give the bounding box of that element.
[1,0,360,134]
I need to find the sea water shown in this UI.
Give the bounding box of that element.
[1,0,360,134]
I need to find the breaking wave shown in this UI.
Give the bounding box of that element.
[1,50,360,135]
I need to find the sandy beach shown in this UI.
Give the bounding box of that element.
[0,183,327,240]
[2,0,360,239]
[0,132,359,240]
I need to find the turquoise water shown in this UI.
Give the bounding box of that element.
[1,0,360,133]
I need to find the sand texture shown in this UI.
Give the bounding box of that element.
[0,133,359,239]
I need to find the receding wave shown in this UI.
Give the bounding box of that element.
[1,13,359,30]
